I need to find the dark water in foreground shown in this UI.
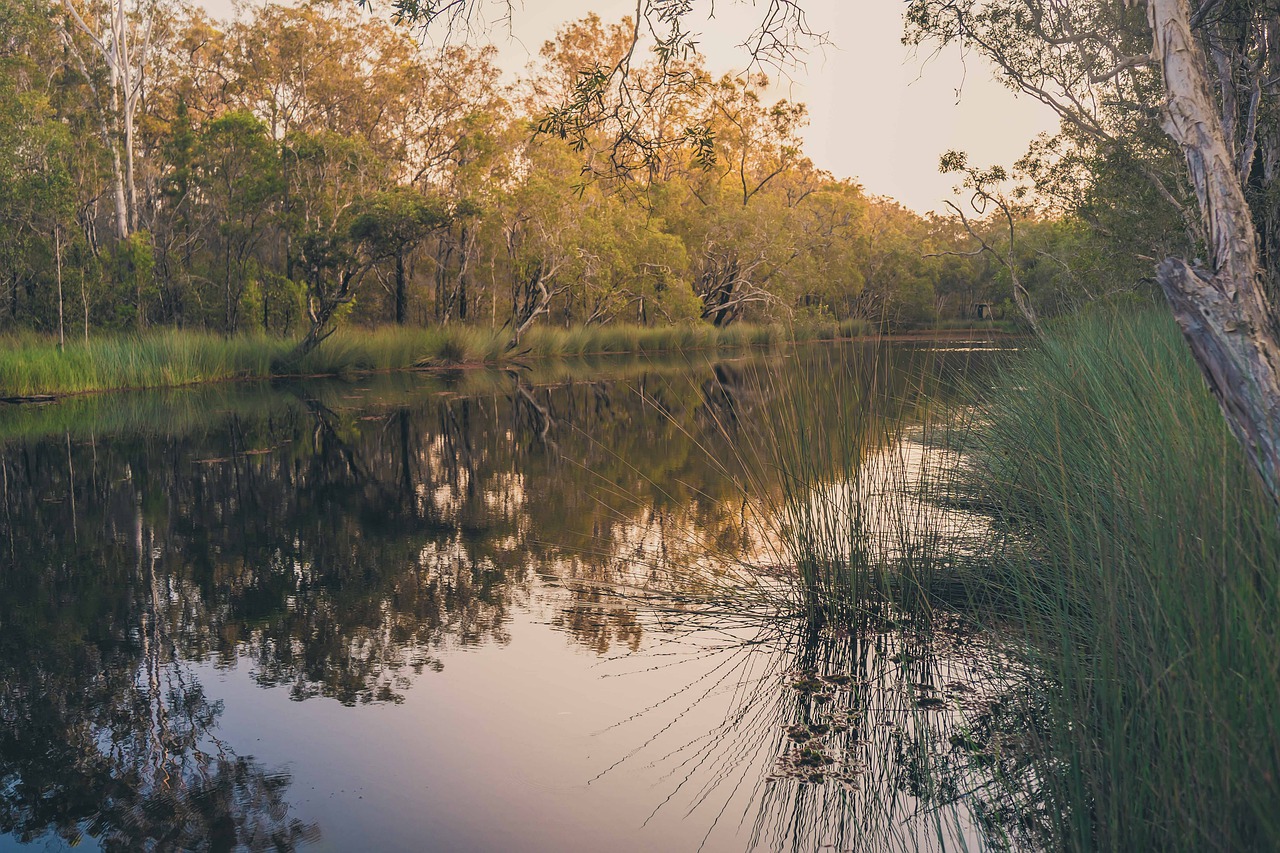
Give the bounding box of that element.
[0,343,1012,852]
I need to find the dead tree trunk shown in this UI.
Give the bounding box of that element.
[1149,0,1280,501]
[507,262,563,350]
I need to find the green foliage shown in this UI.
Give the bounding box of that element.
[349,188,449,251]
[680,306,1278,850]
[1,1,1023,352]
[106,232,157,329]
[747,343,952,622]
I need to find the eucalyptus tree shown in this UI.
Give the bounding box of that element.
[938,150,1042,333]
[349,186,450,324]
[282,130,387,357]
[680,72,813,326]
[495,137,576,347]
[226,1,417,143]
[195,111,281,332]
[0,0,79,336]
[56,0,159,241]
[784,178,869,320]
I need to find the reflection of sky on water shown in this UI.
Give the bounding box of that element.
[197,587,750,852]
[197,581,1007,852]
[0,343,1017,852]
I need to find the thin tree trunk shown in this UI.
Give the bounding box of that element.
[81,264,90,344]
[55,224,65,348]
[457,226,471,322]
[224,241,234,333]
[124,104,137,237]
[1149,0,1280,501]
[109,142,129,240]
[395,251,407,325]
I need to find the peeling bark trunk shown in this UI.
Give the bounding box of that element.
[1149,0,1280,500]
[60,0,154,242]
[1252,15,1280,305]
[108,142,130,241]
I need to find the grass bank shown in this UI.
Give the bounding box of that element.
[0,319,883,398]
[725,308,1279,849]
[959,309,1280,850]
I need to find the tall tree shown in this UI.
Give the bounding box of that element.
[349,187,449,324]
[282,130,384,357]
[57,0,159,240]
[194,111,281,332]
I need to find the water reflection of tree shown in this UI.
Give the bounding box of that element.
[0,345,990,846]
[0,516,317,850]
[0,368,781,705]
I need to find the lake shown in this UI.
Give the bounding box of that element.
[0,341,1019,852]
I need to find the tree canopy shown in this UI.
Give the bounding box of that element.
[0,0,1117,350]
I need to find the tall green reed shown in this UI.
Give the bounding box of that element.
[726,340,975,625]
[961,309,1280,851]
[676,311,1280,850]
[0,320,860,397]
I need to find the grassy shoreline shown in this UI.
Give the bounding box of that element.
[726,308,1279,849]
[956,309,1280,850]
[0,319,1014,399]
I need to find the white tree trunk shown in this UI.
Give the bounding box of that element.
[1149,0,1280,500]
[109,140,129,240]
[60,0,153,241]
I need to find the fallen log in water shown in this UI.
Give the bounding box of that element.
[0,395,58,405]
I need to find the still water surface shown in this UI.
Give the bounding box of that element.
[0,343,1011,852]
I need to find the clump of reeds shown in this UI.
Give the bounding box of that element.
[519,321,802,358]
[0,327,510,396]
[0,329,288,396]
[293,325,506,374]
[0,321,844,397]
[962,308,1280,850]
[1,313,982,398]
[708,340,960,626]
[700,309,1280,849]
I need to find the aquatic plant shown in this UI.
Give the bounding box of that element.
[962,309,1280,851]
[669,309,1280,850]
[728,338,986,625]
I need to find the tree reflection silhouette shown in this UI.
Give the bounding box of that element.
[0,344,996,849]
[0,519,317,849]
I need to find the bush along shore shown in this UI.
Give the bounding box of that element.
[0,318,1016,399]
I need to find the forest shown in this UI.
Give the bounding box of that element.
[0,0,1150,361]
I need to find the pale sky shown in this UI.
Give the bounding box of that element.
[208,0,1060,212]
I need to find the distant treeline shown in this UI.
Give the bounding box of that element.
[1,1,1141,349]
